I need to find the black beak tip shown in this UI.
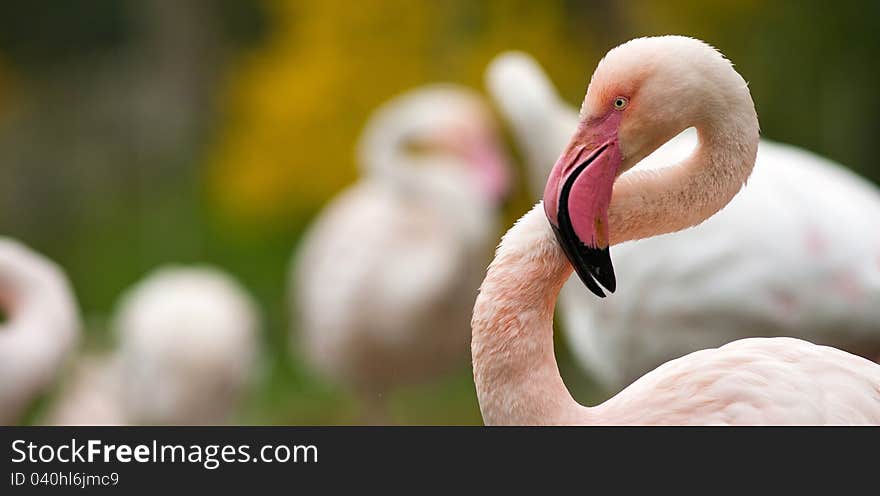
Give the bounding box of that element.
[550,222,617,299]
[574,269,607,298]
[592,265,616,293]
[581,245,616,294]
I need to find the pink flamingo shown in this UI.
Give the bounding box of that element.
[485,51,880,392]
[471,36,880,425]
[294,85,511,422]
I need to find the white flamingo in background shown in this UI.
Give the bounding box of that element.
[112,266,260,425]
[485,49,880,392]
[472,36,880,425]
[112,266,261,425]
[294,85,511,421]
[46,266,261,426]
[0,238,80,424]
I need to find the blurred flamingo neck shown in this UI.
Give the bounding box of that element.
[360,123,420,187]
[608,102,759,246]
[364,126,504,208]
[0,260,74,340]
[0,273,28,327]
[471,204,586,425]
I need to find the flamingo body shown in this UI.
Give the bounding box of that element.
[294,86,507,397]
[113,266,261,425]
[602,336,880,425]
[296,179,493,391]
[473,204,880,425]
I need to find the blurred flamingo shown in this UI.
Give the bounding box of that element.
[293,85,511,422]
[472,36,880,425]
[0,238,80,424]
[112,266,261,425]
[44,354,126,425]
[46,266,261,426]
[485,49,880,392]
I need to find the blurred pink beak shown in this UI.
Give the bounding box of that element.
[543,113,623,297]
[469,138,512,206]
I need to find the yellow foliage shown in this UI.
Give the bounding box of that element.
[208,0,595,225]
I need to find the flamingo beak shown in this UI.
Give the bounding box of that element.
[543,131,622,298]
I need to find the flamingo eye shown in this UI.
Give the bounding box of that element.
[613,97,629,110]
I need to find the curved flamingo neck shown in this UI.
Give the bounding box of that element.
[471,203,587,425]
[608,106,759,246]
[358,103,468,193]
[472,117,758,425]
[359,118,420,187]
[0,250,79,353]
[0,251,79,422]
[1,270,52,328]
[359,120,470,206]
[0,272,30,330]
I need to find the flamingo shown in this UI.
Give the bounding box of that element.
[45,265,260,426]
[293,85,511,421]
[485,50,880,392]
[471,36,880,425]
[0,238,80,424]
[111,266,261,425]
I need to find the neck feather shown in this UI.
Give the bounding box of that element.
[608,105,759,245]
[471,203,586,425]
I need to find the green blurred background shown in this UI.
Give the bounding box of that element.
[1,0,878,424]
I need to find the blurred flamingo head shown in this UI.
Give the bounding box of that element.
[362,84,513,205]
[543,36,752,297]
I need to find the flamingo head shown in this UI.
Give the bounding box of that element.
[405,87,513,205]
[543,36,748,297]
[365,85,513,206]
